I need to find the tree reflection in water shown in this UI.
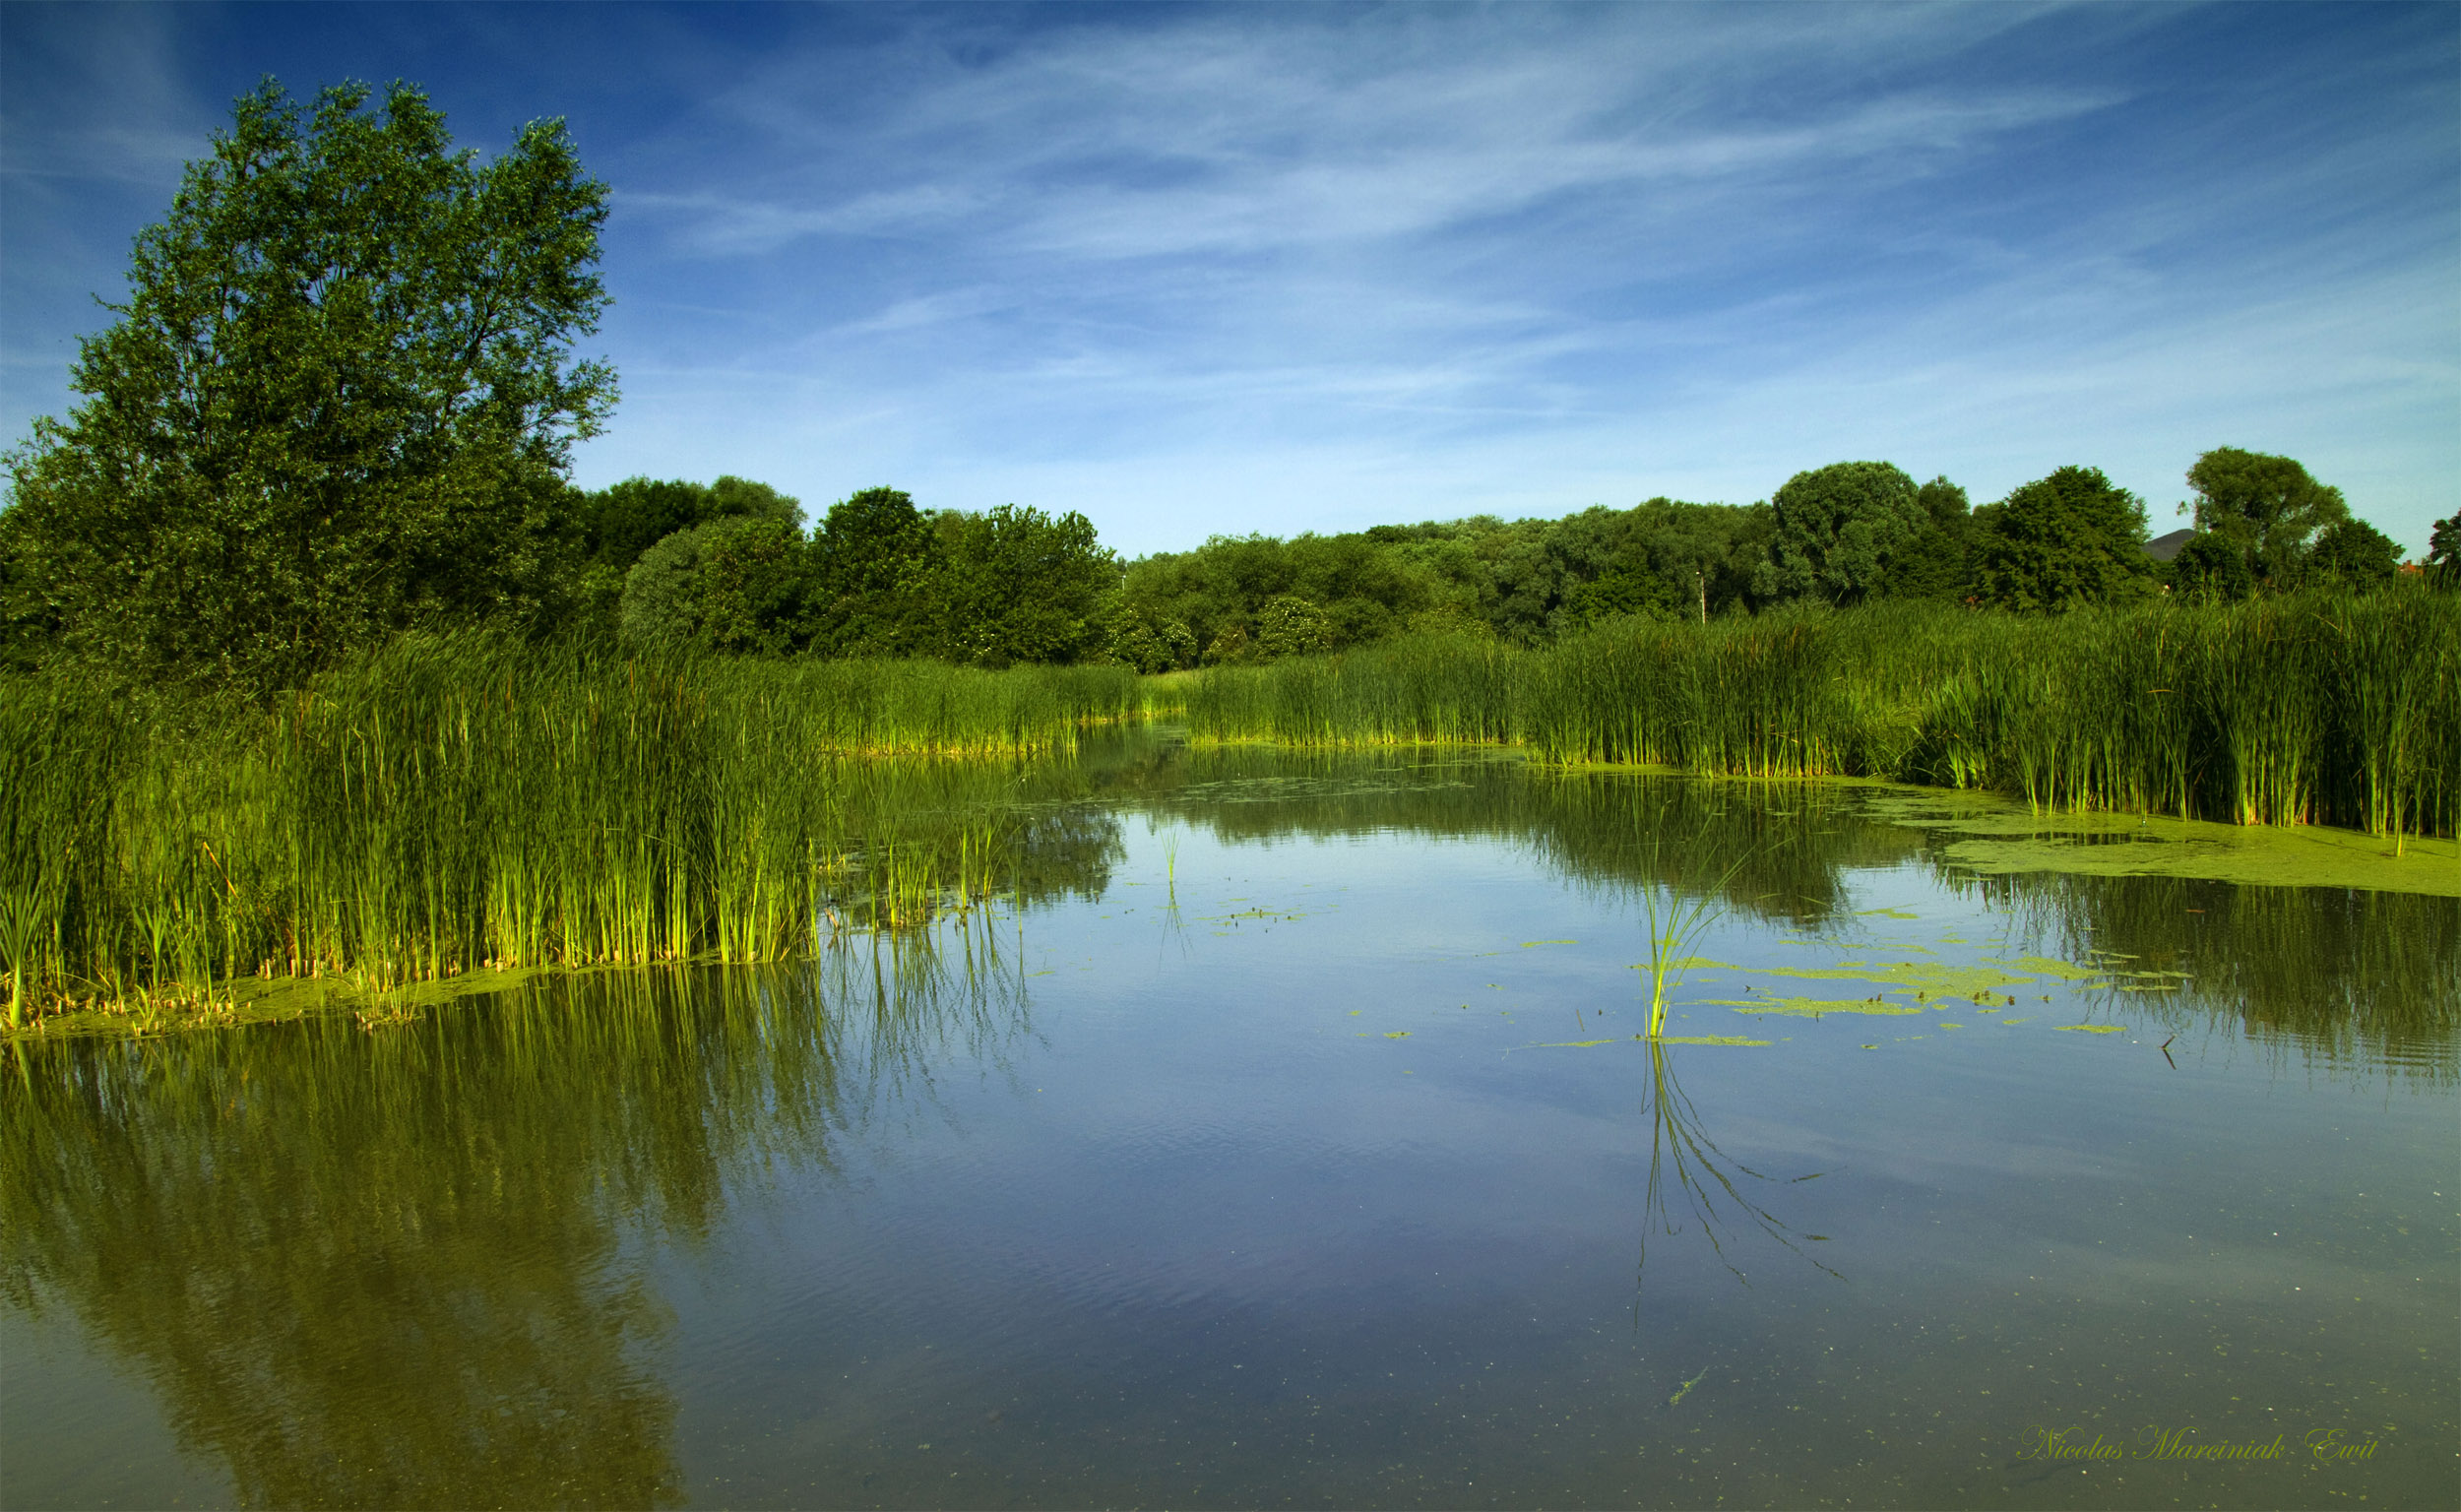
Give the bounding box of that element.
[0,925,1039,1510]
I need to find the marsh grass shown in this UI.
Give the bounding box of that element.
[1184,591,2460,841]
[0,633,1141,1031]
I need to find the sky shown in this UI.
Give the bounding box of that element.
[3,2,2454,558]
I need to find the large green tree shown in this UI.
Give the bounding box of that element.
[1972,466,2155,611]
[1752,462,1925,606]
[2303,519,2402,590]
[2183,447,2350,588]
[809,487,944,658]
[0,79,613,690]
[617,514,813,656]
[935,505,1118,667]
[1889,476,1975,601]
[575,474,801,633]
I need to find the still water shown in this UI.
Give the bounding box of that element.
[5,739,2455,1509]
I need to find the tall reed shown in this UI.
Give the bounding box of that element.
[0,633,1142,1026]
[1183,590,2461,840]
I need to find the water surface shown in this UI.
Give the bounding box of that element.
[6,741,2454,1509]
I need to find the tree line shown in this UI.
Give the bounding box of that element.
[1102,452,2434,671]
[1,78,2451,694]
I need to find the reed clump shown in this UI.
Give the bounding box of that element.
[0,633,1142,1029]
[1183,590,2460,842]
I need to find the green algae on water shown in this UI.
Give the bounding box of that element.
[1753,961,2037,995]
[1860,789,2461,899]
[1710,997,1923,1018]
[1668,1367,1708,1407]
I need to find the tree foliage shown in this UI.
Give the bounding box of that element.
[617,513,812,656]
[936,505,1118,667]
[1889,476,1975,602]
[2185,447,2350,588]
[0,79,612,690]
[2429,513,2460,592]
[2304,519,2402,591]
[575,473,799,632]
[809,488,942,659]
[1114,498,1773,668]
[1972,466,2154,611]
[1753,462,1926,606]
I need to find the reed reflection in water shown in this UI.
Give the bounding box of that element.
[1631,1040,1841,1314]
[1,933,1035,1510]
[1124,740,2458,1084]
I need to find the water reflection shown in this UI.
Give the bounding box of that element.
[1,735,2451,1507]
[1633,1040,1840,1309]
[1974,871,2460,1082]
[0,943,1033,1509]
[1131,744,1904,927]
[1103,737,2458,1082]
[826,759,1128,931]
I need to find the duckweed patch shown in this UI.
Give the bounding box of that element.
[1862,790,2461,899]
[1712,998,1924,1018]
[2001,956,2110,981]
[1754,961,2038,996]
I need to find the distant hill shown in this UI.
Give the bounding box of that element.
[2143,528,2197,563]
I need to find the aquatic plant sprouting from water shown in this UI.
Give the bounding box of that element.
[1637,879,1728,1040]
[0,632,1142,1032]
[1629,805,1762,1040]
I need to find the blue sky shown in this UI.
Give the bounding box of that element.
[4,2,2453,556]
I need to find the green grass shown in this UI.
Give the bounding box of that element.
[1183,591,2461,842]
[0,633,1143,1030]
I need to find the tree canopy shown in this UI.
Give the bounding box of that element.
[2304,519,2402,590]
[1753,462,1926,606]
[936,505,1117,667]
[1973,466,2154,611]
[0,79,613,690]
[809,488,943,659]
[2184,447,2351,588]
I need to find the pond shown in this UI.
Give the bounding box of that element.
[4,735,2455,1509]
